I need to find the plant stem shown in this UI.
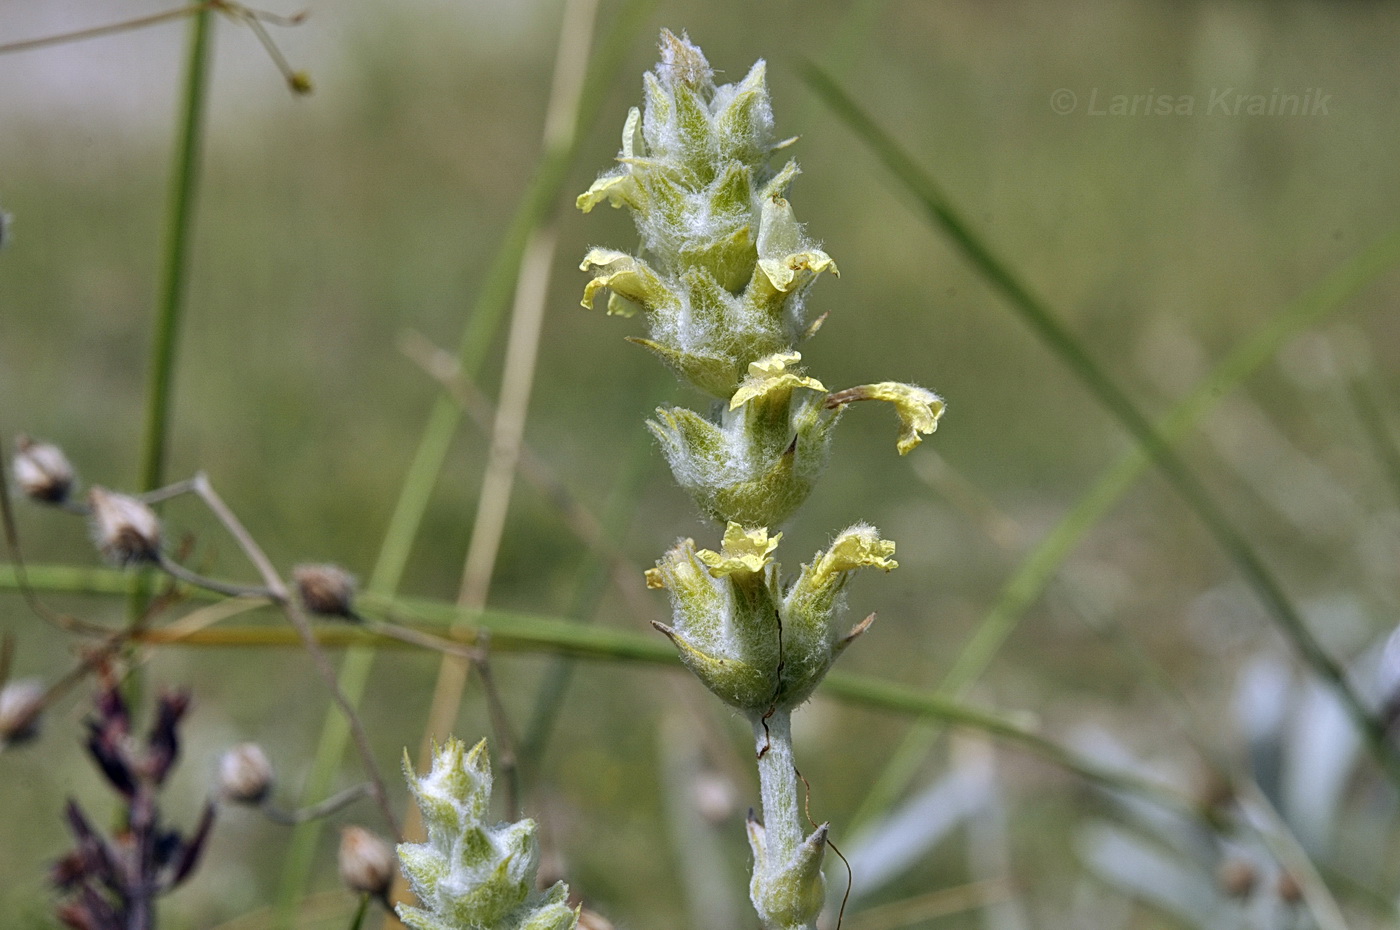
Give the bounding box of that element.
[751,708,819,930]
[0,3,205,55]
[754,709,803,868]
[123,0,213,712]
[142,7,213,496]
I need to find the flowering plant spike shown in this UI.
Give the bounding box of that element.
[397,738,578,930]
[581,30,945,930]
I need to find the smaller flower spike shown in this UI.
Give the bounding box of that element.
[397,738,579,930]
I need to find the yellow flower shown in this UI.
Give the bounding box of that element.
[728,352,827,411]
[697,522,782,577]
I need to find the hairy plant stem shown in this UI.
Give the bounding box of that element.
[753,710,803,875]
[752,708,819,930]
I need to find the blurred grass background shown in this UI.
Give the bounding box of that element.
[3,0,1400,927]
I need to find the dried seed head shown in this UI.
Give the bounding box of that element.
[293,564,358,618]
[0,677,45,745]
[339,826,395,899]
[1216,857,1257,899]
[88,487,161,565]
[13,435,75,504]
[217,743,274,804]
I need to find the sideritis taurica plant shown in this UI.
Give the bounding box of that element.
[577,30,944,930]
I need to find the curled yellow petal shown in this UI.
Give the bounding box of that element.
[577,109,644,215]
[815,525,897,584]
[579,249,670,316]
[576,171,637,214]
[697,522,781,577]
[783,525,896,639]
[826,381,944,454]
[728,351,827,410]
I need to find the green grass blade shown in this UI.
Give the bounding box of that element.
[0,561,1230,820]
[124,2,215,699]
[1348,377,1400,509]
[799,62,1400,786]
[855,227,1400,824]
[140,6,214,494]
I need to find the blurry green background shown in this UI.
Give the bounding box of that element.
[3,0,1400,927]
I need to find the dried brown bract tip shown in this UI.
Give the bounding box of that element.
[293,563,359,619]
[218,743,275,805]
[339,825,395,901]
[88,487,161,566]
[657,28,712,89]
[14,435,76,504]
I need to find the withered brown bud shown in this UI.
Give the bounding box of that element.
[88,487,161,565]
[1216,857,1257,899]
[578,909,616,930]
[1277,871,1303,905]
[13,435,75,504]
[218,743,274,804]
[0,677,45,745]
[293,564,358,618]
[338,826,395,900]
